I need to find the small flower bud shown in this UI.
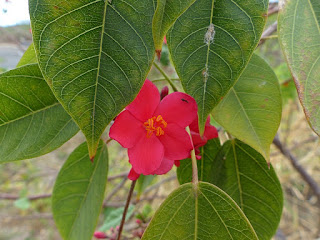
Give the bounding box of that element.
[160,86,169,100]
[94,231,108,239]
[136,219,142,225]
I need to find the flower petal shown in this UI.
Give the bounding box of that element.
[204,125,218,140]
[159,123,193,160]
[152,157,174,175]
[126,79,160,122]
[128,135,164,175]
[109,110,145,148]
[190,115,218,141]
[128,168,140,181]
[155,92,197,128]
[191,131,208,148]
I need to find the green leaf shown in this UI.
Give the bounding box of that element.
[152,0,196,52]
[274,63,297,105]
[278,0,320,135]
[142,182,258,240]
[16,43,37,67]
[167,0,268,133]
[29,0,155,158]
[177,138,221,184]
[212,54,282,160]
[0,64,79,163]
[136,174,156,199]
[52,140,108,240]
[212,139,283,240]
[99,206,134,232]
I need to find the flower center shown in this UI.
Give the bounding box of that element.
[144,115,167,138]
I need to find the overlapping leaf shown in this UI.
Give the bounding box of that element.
[0,64,78,163]
[52,141,108,240]
[212,54,282,160]
[16,43,37,67]
[142,182,258,240]
[212,139,283,240]
[278,0,320,135]
[29,0,155,158]
[167,0,268,133]
[152,0,196,53]
[177,138,221,184]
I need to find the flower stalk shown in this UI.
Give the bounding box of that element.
[186,126,199,185]
[153,62,179,92]
[117,180,137,240]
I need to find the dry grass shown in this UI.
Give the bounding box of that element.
[272,101,320,239]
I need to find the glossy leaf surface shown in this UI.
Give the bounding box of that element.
[212,54,282,160]
[278,0,320,135]
[167,0,268,132]
[29,0,155,157]
[142,182,258,240]
[152,0,196,51]
[177,138,221,184]
[0,64,78,163]
[212,139,283,240]
[52,141,108,240]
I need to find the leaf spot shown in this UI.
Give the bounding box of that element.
[204,23,215,45]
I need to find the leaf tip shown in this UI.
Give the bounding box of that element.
[198,119,206,137]
[156,49,162,60]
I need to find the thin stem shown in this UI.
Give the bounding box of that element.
[190,149,199,185]
[153,62,179,92]
[273,135,320,203]
[258,21,278,46]
[117,180,136,240]
[186,127,199,185]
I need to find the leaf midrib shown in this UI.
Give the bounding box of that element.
[67,144,103,239]
[92,0,109,148]
[231,88,264,156]
[201,0,215,123]
[0,102,60,127]
[231,140,244,209]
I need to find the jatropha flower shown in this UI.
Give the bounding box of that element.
[109,80,197,180]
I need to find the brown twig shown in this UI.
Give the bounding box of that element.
[108,172,129,181]
[103,195,167,208]
[273,135,320,203]
[143,175,176,194]
[258,21,278,46]
[0,173,129,201]
[117,180,136,240]
[268,6,279,16]
[104,176,127,203]
[1,213,53,220]
[0,193,51,201]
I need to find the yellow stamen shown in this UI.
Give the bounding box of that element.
[144,115,167,138]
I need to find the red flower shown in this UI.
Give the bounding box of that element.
[109,80,197,180]
[175,116,218,167]
[93,231,107,239]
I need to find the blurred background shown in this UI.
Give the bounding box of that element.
[0,0,320,239]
